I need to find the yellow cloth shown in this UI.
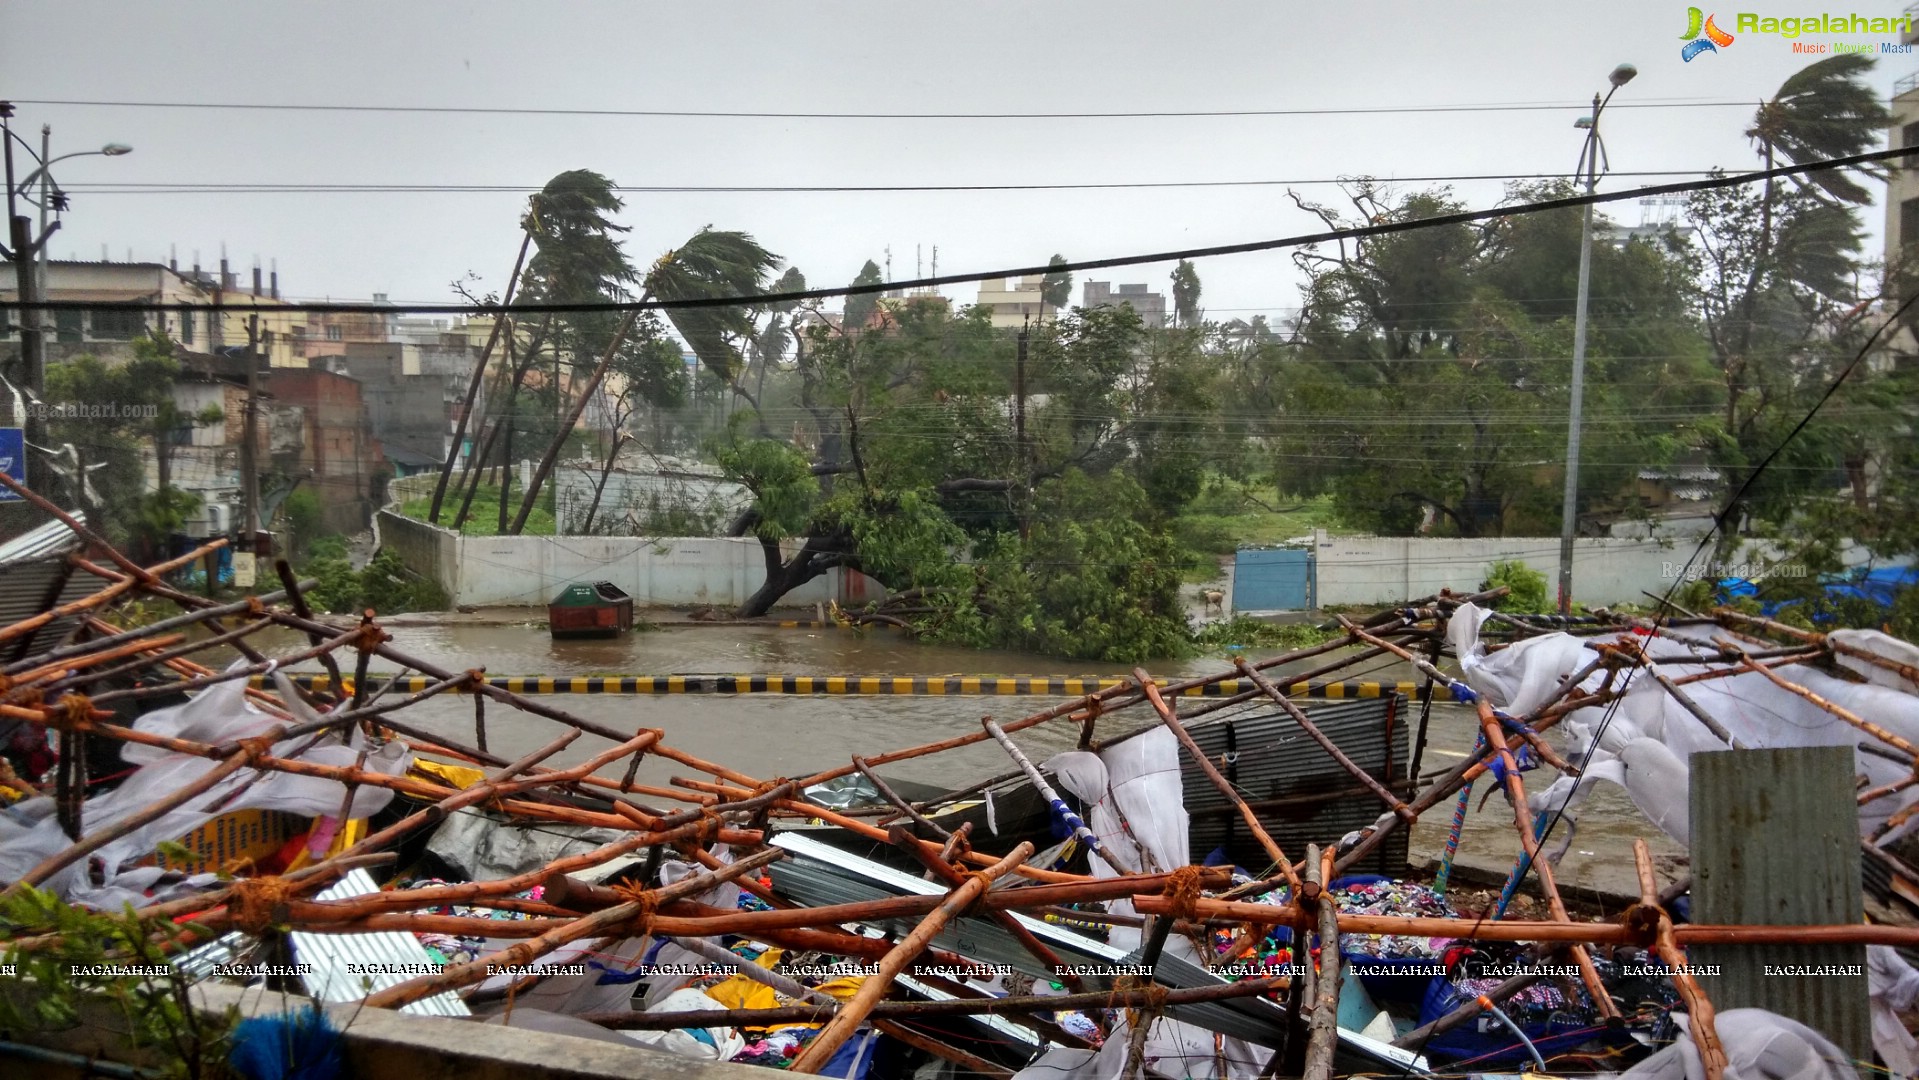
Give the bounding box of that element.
[411,759,487,790]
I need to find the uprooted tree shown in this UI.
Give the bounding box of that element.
[713,290,1231,662]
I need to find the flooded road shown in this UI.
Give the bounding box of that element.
[229,622,1681,901]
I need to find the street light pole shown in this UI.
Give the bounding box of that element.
[1556,63,1636,615]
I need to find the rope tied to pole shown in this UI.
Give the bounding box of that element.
[1163,865,1208,922]
[50,693,94,732]
[228,875,296,936]
[955,870,998,918]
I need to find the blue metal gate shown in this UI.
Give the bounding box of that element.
[1232,547,1314,612]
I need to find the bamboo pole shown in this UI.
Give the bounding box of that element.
[331,729,582,861]
[1232,658,1416,821]
[1,732,281,897]
[1470,698,1618,1018]
[980,716,1133,874]
[894,824,1085,994]
[1715,608,1919,689]
[1634,838,1727,1080]
[853,755,950,839]
[788,841,1034,1074]
[362,848,782,1010]
[1136,670,1300,889]
[1301,845,1341,1080]
[1732,646,1919,759]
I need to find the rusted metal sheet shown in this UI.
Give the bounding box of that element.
[1690,747,1869,1062]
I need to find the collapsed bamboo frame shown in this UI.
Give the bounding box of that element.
[0,474,1912,1078]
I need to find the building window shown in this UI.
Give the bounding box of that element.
[91,306,145,340]
[325,325,343,341]
[1905,121,1919,166]
[1904,198,1919,248]
[55,309,83,343]
[180,312,194,344]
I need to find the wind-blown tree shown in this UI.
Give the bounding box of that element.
[1041,254,1073,310]
[452,171,635,530]
[509,226,781,533]
[843,260,884,332]
[713,297,1226,660]
[41,333,197,553]
[1269,181,1707,537]
[1684,54,1893,548]
[1170,259,1203,327]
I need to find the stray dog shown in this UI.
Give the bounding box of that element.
[1202,589,1226,617]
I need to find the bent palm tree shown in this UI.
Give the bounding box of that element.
[508,228,781,533]
[1747,53,1889,206]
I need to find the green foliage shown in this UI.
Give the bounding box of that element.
[0,886,238,1078]
[1041,254,1073,309]
[651,227,782,386]
[1481,560,1550,613]
[404,484,555,536]
[1170,259,1202,326]
[1191,616,1340,653]
[713,437,819,539]
[844,260,885,332]
[296,543,446,615]
[42,333,184,546]
[280,489,326,558]
[916,472,1193,663]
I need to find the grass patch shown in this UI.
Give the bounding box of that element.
[1191,615,1340,654]
[402,483,557,536]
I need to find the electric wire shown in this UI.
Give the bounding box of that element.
[5,142,1905,317]
[10,97,1767,121]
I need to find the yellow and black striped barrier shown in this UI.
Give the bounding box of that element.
[248,674,1457,700]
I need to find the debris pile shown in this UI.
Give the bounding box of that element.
[2,483,1918,1078]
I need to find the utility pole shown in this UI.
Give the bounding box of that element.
[1556,63,1637,615]
[2,103,50,449]
[1015,319,1029,540]
[242,314,262,543]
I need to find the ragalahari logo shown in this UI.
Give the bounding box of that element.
[1681,7,1736,60]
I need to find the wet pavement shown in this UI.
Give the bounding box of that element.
[228,621,1680,902]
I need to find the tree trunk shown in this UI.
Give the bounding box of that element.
[429,229,532,524]
[508,309,641,535]
[496,421,515,535]
[454,317,549,529]
[579,438,626,536]
[734,533,840,618]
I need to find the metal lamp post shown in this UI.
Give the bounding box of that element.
[1556,63,1636,615]
[1,110,131,452]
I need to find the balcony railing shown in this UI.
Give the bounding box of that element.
[1899,71,1919,99]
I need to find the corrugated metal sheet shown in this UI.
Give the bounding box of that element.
[289,868,470,1017]
[767,833,1430,1072]
[1178,697,1409,874]
[0,511,85,563]
[0,511,90,663]
[1690,747,1869,1061]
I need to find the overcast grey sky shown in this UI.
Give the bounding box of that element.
[3,1,1906,319]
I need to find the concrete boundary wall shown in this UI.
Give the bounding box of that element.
[1312,529,1700,608]
[373,512,881,609]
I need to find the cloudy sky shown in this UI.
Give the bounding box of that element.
[3,1,1907,320]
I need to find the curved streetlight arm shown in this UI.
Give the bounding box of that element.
[13,149,130,200]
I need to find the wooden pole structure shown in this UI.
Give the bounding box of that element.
[1470,698,1618,1018]
[788,841,1034,1074]
[1635,838,1727,1080]
[1135,669,1300,889]
[1301,845,1342,1080]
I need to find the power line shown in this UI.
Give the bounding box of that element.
[51,169,1722,196]
[5,143,1904,318]
[12,97,1760,121]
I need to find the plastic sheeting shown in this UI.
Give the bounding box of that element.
[1048,727,1189,956]
[1449,605,1919,851]
[1617,1008,1855,1080]
[1009,1015,1266,1080]
[1870,946,1919,1080]
[0,661,411,909]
